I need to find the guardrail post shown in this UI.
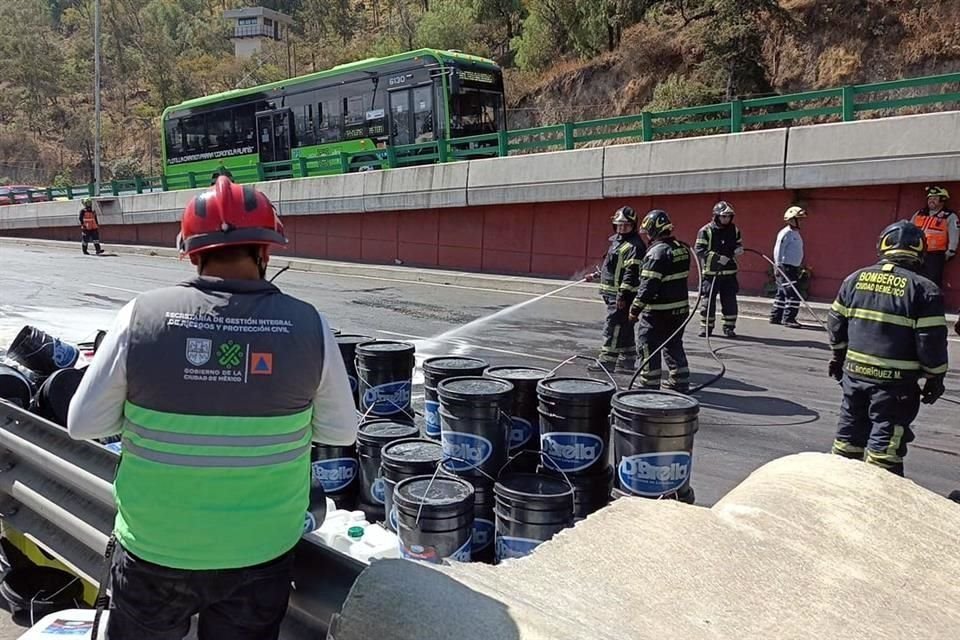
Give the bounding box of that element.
[86,184,95,197]
[641,112,653,142]
[256,164,265,181]
[563,122,575,150]
[135,176,144,194]
[842,86,856,121]
[497,130,509,157]
[45,188,54,200]
[298,157,308,177]
[160,174,169,191]
[338,152,350,174]
[730,99,743,133]
[386,145,398,169]
[65,185,74,199]
[111,181,120,196]
[437,138,449,164]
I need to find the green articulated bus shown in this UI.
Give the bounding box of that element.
[161,49,506,185]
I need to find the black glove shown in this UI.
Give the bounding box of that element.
[616,297,627,311]
[921,376,945,405]
[828,358,844,381]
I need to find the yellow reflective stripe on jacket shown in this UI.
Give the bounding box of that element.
[916,316,947,328]
[662,271,689,281]
[831,302,945,329]
[647,300,690,311]
[921,363,949,375]
[640,270,663,280]
[846,350,920,371]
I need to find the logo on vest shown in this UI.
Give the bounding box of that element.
[312,458,358,493]
[185,338,212,367]
[618,451,691,497]
[217,340,243,368]
[540,432,604,473]
[362,381,411,416]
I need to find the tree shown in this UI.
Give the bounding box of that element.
[416,0,480,52]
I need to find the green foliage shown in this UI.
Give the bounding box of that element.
[646,74,720,111]
[110,156,145,180]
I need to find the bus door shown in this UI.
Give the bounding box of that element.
[256,109,293,166]
[389,84,434,150]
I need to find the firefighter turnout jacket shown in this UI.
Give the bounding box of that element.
[828,261,948,384]
[600,231,646,300]
[695,222,743,276]
[631,238,691,315]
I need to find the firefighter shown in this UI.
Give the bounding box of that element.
[769,206,807,328]
[629,209,691,392]
[79,198,104,255]
[910,186,958,287]
[827,221,948,476]
[67,176,358,638]
[586,206,646,372]
[695,200,743,337]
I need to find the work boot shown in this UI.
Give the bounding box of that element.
[722,327,737,338]
[769,316,782,325]
[615,359,636,374]
[949,490,960,505]
[664,382,690,395]
[587,361,615,373]
[783,319,802,329]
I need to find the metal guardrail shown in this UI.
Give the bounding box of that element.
[0,399,364,637]
[9,70,960,202]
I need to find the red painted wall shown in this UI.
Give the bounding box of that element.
[7,182,959,308]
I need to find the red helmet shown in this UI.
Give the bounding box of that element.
[178,176,286,257]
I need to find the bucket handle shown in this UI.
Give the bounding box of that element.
[546,355,619,390]
[354,368,418,424]
[498,449,577,516]
[412,457,498,527]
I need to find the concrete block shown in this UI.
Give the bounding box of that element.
[603,129,787,197]
[468,148,604,205]
[0,204,38,230]
[279,174,365,216]
[32,199,81,228]
[785,111,960,189]
[364,163,468,211]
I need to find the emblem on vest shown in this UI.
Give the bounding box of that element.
[185,338,213,366]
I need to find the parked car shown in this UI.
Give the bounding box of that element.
[0,185,50,205]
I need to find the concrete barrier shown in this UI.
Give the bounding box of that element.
[467,148,604,205]
[785,111,960,189]
[364,163,468,211]
[278,173,365,216]
[32,199,82,229]
[0,204,38,231]
[604,129,787,197]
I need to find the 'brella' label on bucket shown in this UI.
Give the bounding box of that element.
[362,381,411,416]
[508,416,534,451]
[371,477,386,504]
[424,400,441,437]
[441,432,493,471]
[540,432,604,472]
[473,518,495,553]
[495,535,541,561]
[312,458,358,493]
[618,451,691,497]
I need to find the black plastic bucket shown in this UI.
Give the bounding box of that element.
[537,377,615,476]
[6,326,79,376]
[335,334,373,409]
[305,471,328,534]
[540,464,613,521]
[422,356,489,440]
[611,390,699,499]
[311,443,360,510]
[382,438,444,533]
[395,475,475,564]
[356,341,415,421]
[356,419,420,520]
[438,377,513,481]
[32,367,86,427]
[471,480,496,564]
[0,565,84,618]
[485,366,550,473]
[0,364,32,408]
[494,473,574,563]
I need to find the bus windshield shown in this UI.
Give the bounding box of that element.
[450,89,503,137]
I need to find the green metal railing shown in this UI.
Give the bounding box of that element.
[10,71,960,203]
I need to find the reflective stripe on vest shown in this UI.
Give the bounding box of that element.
[915,214,948,252]
[82,211,98,231]
[115,401,313,570]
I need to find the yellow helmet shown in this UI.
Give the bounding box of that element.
[784,206,807,222]
[926,186,950,200]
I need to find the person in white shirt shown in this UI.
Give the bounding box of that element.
[770,206,807,328]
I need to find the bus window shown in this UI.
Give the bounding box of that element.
[450,89,503,138]
[234,105,257,145]
[182,115,207,151]
[317,87,341,143]
[413,85,434,143]
[288,92,317,146]
[343,88,367,139]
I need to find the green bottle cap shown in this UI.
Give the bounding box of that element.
[347,526,364,539]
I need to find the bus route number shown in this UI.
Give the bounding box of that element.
[388,75,408,87]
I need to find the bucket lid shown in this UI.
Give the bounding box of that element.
[356,341,416,358]
[484,366,550,381]
[537,377,616,401]
[382,438,444,467]
[394,475,474,514]
[438,376,513,402]
[612,389,699,416]
[423,356,488,376]
[495,473,573,505]
[336,334,373,346]
[357,419,419,446]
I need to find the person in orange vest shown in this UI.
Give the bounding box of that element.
[910,186,958,287]
[79,198,104,255]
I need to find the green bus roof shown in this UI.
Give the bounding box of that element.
[163,48,500,116]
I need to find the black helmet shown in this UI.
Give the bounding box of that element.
[640,209,674,240]
[712,201,735,221]
[612,206,638,226]
[877,221,925,265]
